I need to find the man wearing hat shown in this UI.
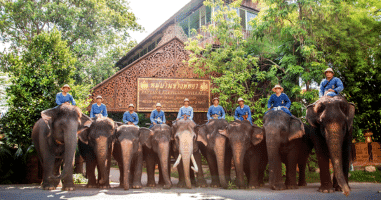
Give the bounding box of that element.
[176,98,193,121]
[150,103,166,128]
[266,85,292,116]
[234,98,252,125]
[207,97,225,121]
[123,104,139,126]
[55,84,76,106]
[90,96,108,118]
[319,67,344,97]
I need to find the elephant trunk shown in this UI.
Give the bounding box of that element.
[232,143,246,188]
[158,142,172,188]
[94,137,109,186]
[49,124,77,180]
[180,147,193,189]
[326,128,350,196]
[214,135,228,189]
[121,140,133,190]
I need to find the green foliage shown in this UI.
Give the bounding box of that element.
[349,168,381,183]
[73,173,88,184]
[70,84,92,115]
[0,29,75,146]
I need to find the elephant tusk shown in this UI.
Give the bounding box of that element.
[173,154,182,169]
[191,154,198,173]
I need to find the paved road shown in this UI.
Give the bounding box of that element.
[1,181,380,200]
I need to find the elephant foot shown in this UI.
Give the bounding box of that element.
[210,181,220,188]
[42,183,56,190]
[99,184,110,189]
[132,182,143,189]
[87,184,98,188]
[177,181,186,188]
[146,182,156,188]
[196,179,208,188]
[286,184,299,189]
[248,182,261,189]
[271,183,286,190]
[298,181,307,187]
[62,186,76,191]
[163,183,172,189]
[318,185,335,193]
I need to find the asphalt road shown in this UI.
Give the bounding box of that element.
[1,181,380,200]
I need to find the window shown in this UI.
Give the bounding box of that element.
[179,17,189,37]
[206,6,212,23]
[189,10,200,36]
[239,9,246,29]
[246,11,257,30]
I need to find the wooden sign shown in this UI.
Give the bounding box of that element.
[354,143,369,162]
[137,78,210,112]
[371,142,381,162]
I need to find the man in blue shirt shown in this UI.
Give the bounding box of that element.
[150,103,166,128]
[266,85,292,116]
[207,97,225,121]
[56,84,76,106]
[177,98,193,121]
[319,68,344,98]
[90,96,108,118]
[123,104,139,126]
[234,98,252,125]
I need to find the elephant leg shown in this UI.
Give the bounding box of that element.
[41,152,56,190]
[248,149,261,189]
[145,149,156,187]
[194,151,207,187]
[298,150,309,187]
[175,151,186,188]
[285,150,298,189]
[316,150,334,193]
[205,149,220,188]
[267,145,286,190]
[189,165,196,185]
[53,158,63,187]
[86,158,98,188]
[132,149,143,189]
[224,149,232,183]
[118,160,124,188]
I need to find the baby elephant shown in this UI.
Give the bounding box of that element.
[113,125,147,190]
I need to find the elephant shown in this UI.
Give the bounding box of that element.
[78,117,117,189]
[141,124,172,189]
[218,120,268,189]
[263,110,306,190]
[31,104,92,190]
[306,95,355,196]
[171,119,206,189]
[112,125,144,190]
[195,119,232,189]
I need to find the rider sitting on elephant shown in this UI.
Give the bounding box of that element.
[207,97,225,121]
[150,103,166,128]
[56,84,76,106]
[123,104,139,126]
[234,97,252,125]
[266,85,292,116]
[176,98,193,121]
[319,67,344,98]
[90,95,108,118]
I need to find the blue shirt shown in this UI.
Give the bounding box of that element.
[177,106,194,121]
[90,103,108,118]
[234,105,252,124]
[267,93,291,109]
[150,110,166,124]
[123,111,139,125]
[56,92,76,106]
[207,105,225,120]
[319,77,344,97]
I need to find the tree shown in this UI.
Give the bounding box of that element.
[0,0,142,85]
[0,29,75,146]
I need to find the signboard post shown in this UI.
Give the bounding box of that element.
[137,78,210,112]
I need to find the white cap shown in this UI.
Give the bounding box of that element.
[324,67,334,74]
[156,103,162,107]
[61,84,71,89]
[237,97,244,102]
[96,95,102,99]
[184,98,189,102]
[128,104,134,108]
[272,84,284,92]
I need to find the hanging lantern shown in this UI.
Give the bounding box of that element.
[364,132,373,143]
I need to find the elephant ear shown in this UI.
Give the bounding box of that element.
[251,125,264,146]
[78,128,90,144]
[288,117,305,141]
[195,125,208,146]
[80,114,93,128]
[41,107,59,130]
[347,103,355,131]
[306,104,319,127]
[218,126,229,138]
[139,127,154,149]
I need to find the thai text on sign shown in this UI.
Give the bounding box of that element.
[137,78,210,112]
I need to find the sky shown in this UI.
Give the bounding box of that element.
[128,0,191,43]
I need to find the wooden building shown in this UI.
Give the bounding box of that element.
[90,0,259,124]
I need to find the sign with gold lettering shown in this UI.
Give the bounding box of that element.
[137,78,211,112]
